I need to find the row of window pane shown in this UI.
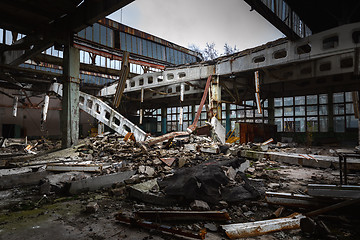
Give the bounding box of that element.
[78,24,197,65]
[274,92,358,133]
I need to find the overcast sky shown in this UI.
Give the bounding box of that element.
[108,0,284,54]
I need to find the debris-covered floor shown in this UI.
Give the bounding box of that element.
[1,134,360,240]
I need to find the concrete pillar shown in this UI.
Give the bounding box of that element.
[61,43,80,148]
[210,75,222,119]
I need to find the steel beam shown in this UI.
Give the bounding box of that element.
[307,184,360,199]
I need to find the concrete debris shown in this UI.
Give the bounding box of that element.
[210,116,226,144]
[2,131,360,240]
[86,202,99,213]
[190,200,210,211]
[128,179,178,206]
[138,165,155,177]
[69,170,135,194]
[204,223,218,232]
[46,163,102,172]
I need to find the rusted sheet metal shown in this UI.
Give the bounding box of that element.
[46,163,102,172]
[115,213,206,239]
[254,71,262,114]
[135,210,230,222]
[124,132,136,142]
[262,138,274,145]
[221,213,304,239]
[144,131,189,147]
[188,75,212,132]
[265,192,332,209]
[159,158,176,167]
[113,51,130,108]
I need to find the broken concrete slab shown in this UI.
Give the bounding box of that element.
[0,171,49,190]
[138,165,155,177]
[46,163,102,172]
[69,170,135,194]
[210,116,225,144]
[240,150,360,170]
[128,179,178,206]
[199,144,219,154]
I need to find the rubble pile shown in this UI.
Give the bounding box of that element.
[1,131,360,240]
[73,133,238,178]
[0,137,60,155]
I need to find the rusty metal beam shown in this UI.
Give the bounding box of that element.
[144,131,189,147]
[222,213,304,239]
[188,75,212,132]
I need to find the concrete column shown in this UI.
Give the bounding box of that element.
[210,75,222,119]
[61,43,80,148]
[268,97,275,125]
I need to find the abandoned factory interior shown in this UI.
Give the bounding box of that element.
[1,0,360,239]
